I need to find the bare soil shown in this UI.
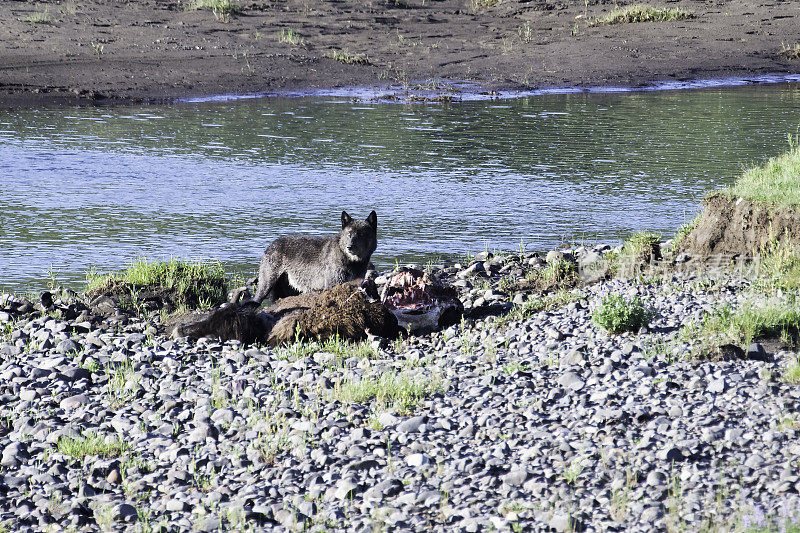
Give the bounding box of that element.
[682,193,800,257]
[1,0,799,106]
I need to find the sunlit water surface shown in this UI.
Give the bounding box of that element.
[1,83,799,292]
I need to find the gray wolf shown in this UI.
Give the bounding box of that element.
[251,210,377,305]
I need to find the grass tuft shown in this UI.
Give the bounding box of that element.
[682,298,800,352]
[520,258,582,293]
[334,371,442,415]
[611,232,661,276]
[251,412,294,464]
[622,232,661,263]
[782,359,800,384]
[278,29,304,46]
[592,294,651,333]
[672,217,699,250]
[755,237,800,293]
[190,0,240,21]
[329,49,369,65]
[780,42,800,60]
[724,138,800,206]
[20,10,51,24]
[590,4,692,25]
[277,334,376,363]
[57,432,131,459]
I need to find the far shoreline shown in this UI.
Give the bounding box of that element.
[2,0,799,109]
[2,72,799,110]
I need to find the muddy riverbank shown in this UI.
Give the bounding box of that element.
[1,0,799,106]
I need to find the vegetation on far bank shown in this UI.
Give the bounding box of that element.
[19,10,51,24]
[589,4,692,25]
[329,49,370,65]
[724,137,800,206]
[780,43,800,60]
[189,0,240,21]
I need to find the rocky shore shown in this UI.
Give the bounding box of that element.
[1,245,797,531]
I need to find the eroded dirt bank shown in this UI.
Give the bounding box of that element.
[683,193,800,258]
[1,0,799,106]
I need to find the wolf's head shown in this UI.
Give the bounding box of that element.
[338,210,377,263]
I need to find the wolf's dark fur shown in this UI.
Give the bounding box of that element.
[252,210,377,305]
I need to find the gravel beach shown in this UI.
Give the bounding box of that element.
[0,246,797,531]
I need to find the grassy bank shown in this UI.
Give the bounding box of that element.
[85,257,229,314]
[724,137,800,206]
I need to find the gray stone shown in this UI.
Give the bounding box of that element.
[646,471,667,486]
[657,446,684,462]
[114,503,138,522]
[59,394,88,410]
[334,478,361,500]
[195,517,221,532]
[125,333,147,347]
[165,499,188,512]
[406,453,430,468]
[560,350,585,367]
[746,342,768,361]
[707,378,725,393]
[557,371,585,391]
[0,345,20,356]
[641,505,664,522]
[55,339,79,354]
[1,442,28,468]
[502,468,529,486]
[549,512,572,532]
[397,416,425,433]
[377,412,399,427]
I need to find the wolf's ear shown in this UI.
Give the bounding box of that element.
[366,210,377,230]
[341,211,353,228]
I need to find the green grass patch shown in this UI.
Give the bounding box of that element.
[20,10,51,24]
[672,217,699,250]
[85,257,228,313]
[57,432,131,459]
[620,232,661,263]
[329,49,369,65]
[277,334,376,364]
[782,358,800,384]
[592,294,651,333]
[471,0,500,9]
[780,42,800,60]
[609,231,662,277]
[724,137,800,206]
[754,237,800,293]
[521,258,582,293]
[251,412,294,464]
[682,298,800,351]
[590,4,692,25]
[540,259,577,284]
[333,371,442,415]
[107,358,140,407]
[189,0,240,20]
[278,29,304,46]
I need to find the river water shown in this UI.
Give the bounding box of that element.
[1,83,798,292]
